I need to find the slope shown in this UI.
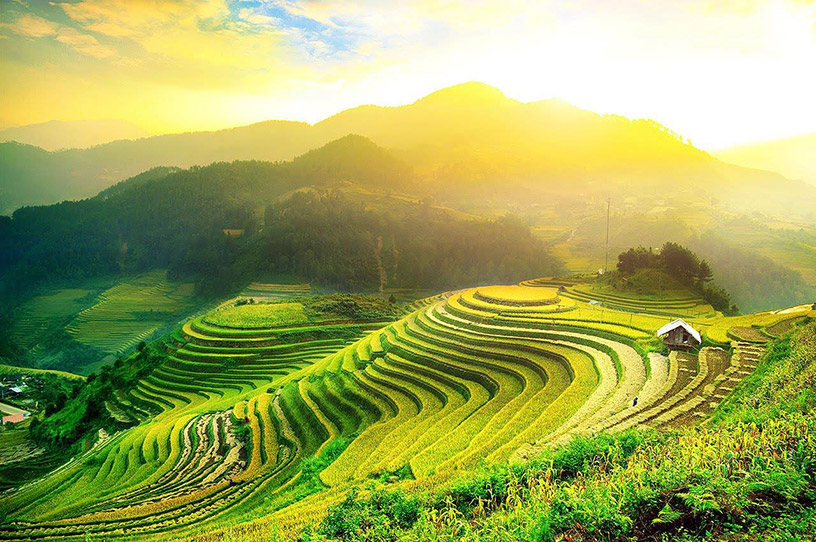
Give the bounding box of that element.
[3,280,812,540]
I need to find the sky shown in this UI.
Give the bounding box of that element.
[1,0,815,149]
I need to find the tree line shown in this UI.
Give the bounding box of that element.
[169,191,561,296]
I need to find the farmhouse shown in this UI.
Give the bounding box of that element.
[657,319,702,350]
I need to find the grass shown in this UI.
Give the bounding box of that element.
[0,363,84,380]
[291,321,816,542]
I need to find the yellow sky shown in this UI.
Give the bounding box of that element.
[1,0,815,149]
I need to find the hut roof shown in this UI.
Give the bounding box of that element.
[656,318,701,344]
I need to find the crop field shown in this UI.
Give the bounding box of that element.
[203,303,310,328]
[536,279,718,319]
[239,283,312,303]
[8,288,95,350]
[65,271,199,355]
[714,219,816,286]
[1,281,813,540]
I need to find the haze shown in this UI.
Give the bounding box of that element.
[2,0,816,149]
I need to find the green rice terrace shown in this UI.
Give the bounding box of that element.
[65,272,198,356]
[0,280,814,541]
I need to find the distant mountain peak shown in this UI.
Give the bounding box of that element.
[289,134,411,185]
[309,133,379,151]
[291,133,396,165]
[413,82,511,106]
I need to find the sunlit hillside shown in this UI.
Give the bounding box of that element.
[3,280,813,541]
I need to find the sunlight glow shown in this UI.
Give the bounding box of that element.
[1,0,814,147]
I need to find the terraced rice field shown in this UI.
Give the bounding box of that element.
[0,308,380,539]
[203,303,310,328]
[66,271,198,354]
[8,289,95,350]
[1,283,813,540]
[0,425,60,493]
[523,277,717,318]
[239,283,311,303]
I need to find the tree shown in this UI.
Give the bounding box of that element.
[659,242,700,286]
[697,260,714,289]
[617,247,658,274]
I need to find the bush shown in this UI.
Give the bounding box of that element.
[318,487,421,541]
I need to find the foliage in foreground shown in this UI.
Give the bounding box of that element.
[28,341,161,450]
[292,320,816,542]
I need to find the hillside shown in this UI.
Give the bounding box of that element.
[0,121,315,214]
[3,133,813,379]
[715,133,816,187]
[2,279,813,540]
[2,83,814,220]
[0,136,561,373]
[0,135,555,300]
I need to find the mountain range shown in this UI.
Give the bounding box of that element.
[2,82,814,219]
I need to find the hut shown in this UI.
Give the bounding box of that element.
[656,319,701,350]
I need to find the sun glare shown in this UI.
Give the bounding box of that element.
[1,1,814,147]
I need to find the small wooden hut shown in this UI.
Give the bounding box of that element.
[656,319,701,350]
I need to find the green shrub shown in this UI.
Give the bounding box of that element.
[318,487,421,541]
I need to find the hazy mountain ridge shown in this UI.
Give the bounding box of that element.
[714,133,816,187]
[3,82,813,219]
[0,119,148,151]
[0,135,433,300]
[0,120,316,214]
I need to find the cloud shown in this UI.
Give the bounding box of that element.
[1,0,815,146]
[0,10,115,58]
[53,0,294,87]
[59,0,225,38]
[55,26,115,58]
[1,13,60,38]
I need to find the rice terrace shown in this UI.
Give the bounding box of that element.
[2,1,816,541]
[1,275,814,541]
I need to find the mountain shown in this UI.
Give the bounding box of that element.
[2,83,815,219]
[0,121,316,214]
[2,135,557,302]
[0,119,148,151]
[317,82,705,171]
[714,133,816,187]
